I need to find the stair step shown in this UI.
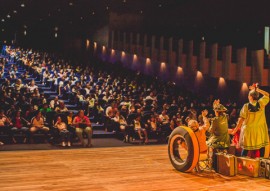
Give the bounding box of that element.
[92,123,105,130]
[92,130,115,138]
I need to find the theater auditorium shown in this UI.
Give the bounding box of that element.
[1,1,270,190]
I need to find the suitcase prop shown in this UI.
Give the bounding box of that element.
[237,157,259,178]
[216,153,237,176]
[266,159,270,179]
[259,159,267,178]
[259,158,270,179]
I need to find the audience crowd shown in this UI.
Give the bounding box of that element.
[0,45,242,147]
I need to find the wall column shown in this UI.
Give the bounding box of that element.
[251,50,264,84]
[177,39,183,67]
[210,43,218,77]
[117,31,121,50]
[236,48,247,82]
[110,30,114,49]
[123,32,127,51]
[159,36,164,61]
[168,37,173,67]
[136,33,140,55]
[151,35,156,61]
[198,41,206,72]
[129,32,133,53]
[222,45,232,79]
[143,34,147,57]
[187,40,194,72]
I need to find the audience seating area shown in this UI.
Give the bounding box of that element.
[0,45,242,147]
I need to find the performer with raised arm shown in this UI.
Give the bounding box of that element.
[230,83,269,158]
[188,109,210,154]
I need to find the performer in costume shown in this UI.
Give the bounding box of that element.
[207,100,230,149]
[231,84,269,158]
[188,109,210,154]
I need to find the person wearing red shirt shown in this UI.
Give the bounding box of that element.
[11,111,30,143]
[73,110,93,147]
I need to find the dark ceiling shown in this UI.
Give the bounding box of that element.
[0,0,270,50]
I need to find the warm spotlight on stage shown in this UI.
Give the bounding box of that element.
[111,49,115,56]
[133,54,137,62]
[241,82,249,93]
[102,46,106,54]
[196,71,203,81]
[240,82,249,100]
[146,58,151,66]
[160,62,166,72]
[218,77,226,88]
[121,51,125,58]
[177,66,183,75]
[86,39,90,49]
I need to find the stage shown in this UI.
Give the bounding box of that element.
[0,145,270,191]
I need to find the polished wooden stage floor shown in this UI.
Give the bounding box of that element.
[1,145,270,191]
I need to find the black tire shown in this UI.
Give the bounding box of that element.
[168,126,200,172]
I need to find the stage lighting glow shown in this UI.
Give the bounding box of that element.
[133,54,137,61]
[86,40,90,49]
[177,66,183,75]
[146,58,151,66]
[241,82,248,92]
[218,77,226,88]
[111,49,115,55]
[160,62,166,72]
[121,51,125,58]
[196,71,203,81]
[102,46,106,54]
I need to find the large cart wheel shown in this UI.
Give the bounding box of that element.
[168,126,200,172]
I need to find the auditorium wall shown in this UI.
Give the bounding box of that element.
[107,30,270,87]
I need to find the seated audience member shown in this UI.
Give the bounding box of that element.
[72,110,92,147]
[29,111,50,143]
[147,115,158,132]
[13,79,24,92]
[133,114,148,144]
[50,96,59,110]
[187,109,210,153]
[11,110,30,143]
[159,109,170,125]
[0,110,12,145]
[66,111,76,137]
[54,116,71,147]
[159,109,171,134]
[40,103,52,116]
[55,101,68,113]
[27,79,38,93]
